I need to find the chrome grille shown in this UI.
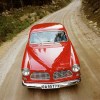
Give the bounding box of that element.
[53,70,72,80]
[31,72,50,80]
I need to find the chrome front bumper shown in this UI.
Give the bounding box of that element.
[22,79,81,89]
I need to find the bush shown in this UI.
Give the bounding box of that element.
[0,16,30,43]
[0,16,15,42]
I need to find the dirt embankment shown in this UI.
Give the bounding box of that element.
[82,0,100,28]
[82,0,100,36]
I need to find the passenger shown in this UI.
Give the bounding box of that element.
[54,32,67,42]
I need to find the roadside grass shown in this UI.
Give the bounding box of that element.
[0,0,71,45]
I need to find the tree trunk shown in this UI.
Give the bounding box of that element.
[11,0,14,10]
[19,0,24,10]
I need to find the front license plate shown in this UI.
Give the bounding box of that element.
[42,84,60,89]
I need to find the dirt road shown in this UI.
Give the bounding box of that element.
[0,0,100,100]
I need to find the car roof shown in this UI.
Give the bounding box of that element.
[30,23,66,32]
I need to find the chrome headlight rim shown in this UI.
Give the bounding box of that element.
[72,64,80,72]
[22,68,30,76]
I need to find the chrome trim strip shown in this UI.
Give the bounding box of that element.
[22,79,81,89]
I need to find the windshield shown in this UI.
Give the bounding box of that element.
[30,31,67,44]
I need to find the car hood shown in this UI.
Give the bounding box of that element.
[26,42,75,71]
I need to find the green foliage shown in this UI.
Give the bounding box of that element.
[0,16,15,42]
[0,15,30,43]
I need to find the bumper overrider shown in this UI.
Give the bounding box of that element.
[22,79,81,89]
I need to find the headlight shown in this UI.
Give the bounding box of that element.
[22,68,30,76]
[72,64,80,72]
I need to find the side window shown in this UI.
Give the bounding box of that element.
[54,32,67,42]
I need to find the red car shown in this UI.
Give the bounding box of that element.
[21,23,81,89]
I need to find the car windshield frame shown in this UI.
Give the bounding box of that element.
[29,30,68,44]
